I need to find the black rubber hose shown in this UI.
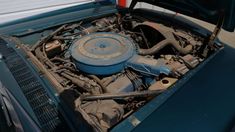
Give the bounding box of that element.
[81,89,164,101]
[138,39,193,55]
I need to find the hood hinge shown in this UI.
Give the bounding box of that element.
[202,12,225,57]
[208,12,225,47]
[129,0,138,10]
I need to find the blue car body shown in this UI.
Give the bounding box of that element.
[0,0,235,131]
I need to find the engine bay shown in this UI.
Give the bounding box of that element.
[17,13,220,131]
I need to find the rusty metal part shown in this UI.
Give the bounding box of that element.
[101,75,119,87]
[53,36,79,40]
[81,100,124,128]
[105,75,135,93]
[50,57,77,69]
[57,66,76,72]
[208,14,225,47]
[35,46,90,92]
[81,26,99,35]
[19,45,65,93]
[45,40,62,58]
[134,21,193,55]
[88,75,107,93]
[35,47,56,68]
[75,98,104,132]
[60,72,88,92]
[135,21,175,39]
[80,89,164,101]
[179,54,200,69]
[167,60,189,76]
[31,25,66,51]
[138,39,193,55]
[201,14,224,58]
[149,77,178,91]
[60,71,103,93]
[166,55,199,76]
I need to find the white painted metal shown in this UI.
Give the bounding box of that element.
[126,1,174,14]
[0,0,93,24]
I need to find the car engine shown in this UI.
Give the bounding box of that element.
[21,13,218,131]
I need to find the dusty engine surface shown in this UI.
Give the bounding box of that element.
[27,14,217,131]
[70,32,136,75]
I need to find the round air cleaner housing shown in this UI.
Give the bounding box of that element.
[70,33,136,75]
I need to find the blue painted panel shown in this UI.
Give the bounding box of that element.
[113,45,235,132]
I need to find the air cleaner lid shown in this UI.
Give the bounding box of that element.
[70,32,135,67]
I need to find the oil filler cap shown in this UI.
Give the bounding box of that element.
[70,33,135,75]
